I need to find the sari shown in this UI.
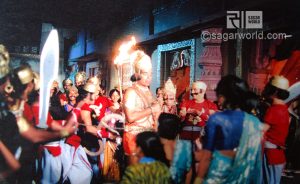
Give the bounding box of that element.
[204,113,263,184]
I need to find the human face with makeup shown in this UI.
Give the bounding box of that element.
[191,81,206,103]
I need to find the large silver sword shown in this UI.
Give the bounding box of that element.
[38,29,59,128]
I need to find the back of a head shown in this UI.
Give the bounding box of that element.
[158,113,181,140]
[216,75,249,110]
[136,131,167,164]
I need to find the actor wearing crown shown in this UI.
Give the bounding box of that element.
[179,81,217,141]
[162,78,178,115]
[75,71,86,96]
[262,76,290,184]
[123,50,161,163]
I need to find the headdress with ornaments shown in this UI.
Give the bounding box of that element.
[164,78,176,97]
[75,71,86,83]
[131,50,152,74]
[63,78,73,85]
[0,44,10,79]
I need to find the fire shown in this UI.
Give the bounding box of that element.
[114,36,136,66]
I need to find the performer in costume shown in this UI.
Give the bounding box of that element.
[123,50,161,164]
[30,74,92,184]
[194,75,264,184]
[7,66,77,183]
[162,79,178,115]
[75,71,86,97]
[78,81,108,183]
[262,76,290,184]
[63,86,78,112]
[0,44,22,182]
[60,78,73,106]
[179,81,217,141]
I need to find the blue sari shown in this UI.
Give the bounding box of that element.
[204,113,263,184]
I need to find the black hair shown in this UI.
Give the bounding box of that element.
[262,83,289,101]
[109,88,121,103]
[215,75,250,110]
[130,74,141,82]
[136,131,168,166]
[156,87,163,95]
[76,87,89,102]
[158,113,181,140]
[241,91,264,119]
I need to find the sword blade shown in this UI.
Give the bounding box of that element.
[38,29,59,128]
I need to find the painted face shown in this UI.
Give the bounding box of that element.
[164,93,175,106]
[63,83,72,92]
[68,90,78,100]
[191,83,205,100]
[138,69,152,87]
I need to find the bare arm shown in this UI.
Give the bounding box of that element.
[81,110,99,137]
[0,141,20,172]
[19,116,76,143]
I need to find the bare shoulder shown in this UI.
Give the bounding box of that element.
[124,87,137,99]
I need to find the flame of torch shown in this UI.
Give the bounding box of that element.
[114,36,136,66]
[114,36,136,100]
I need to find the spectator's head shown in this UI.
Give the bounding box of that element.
[216,75,250,110]
[135,131,168,165]
[158,113,181,140]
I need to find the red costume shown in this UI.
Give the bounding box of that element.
[179,99,217,140]
[264,104,290,164]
